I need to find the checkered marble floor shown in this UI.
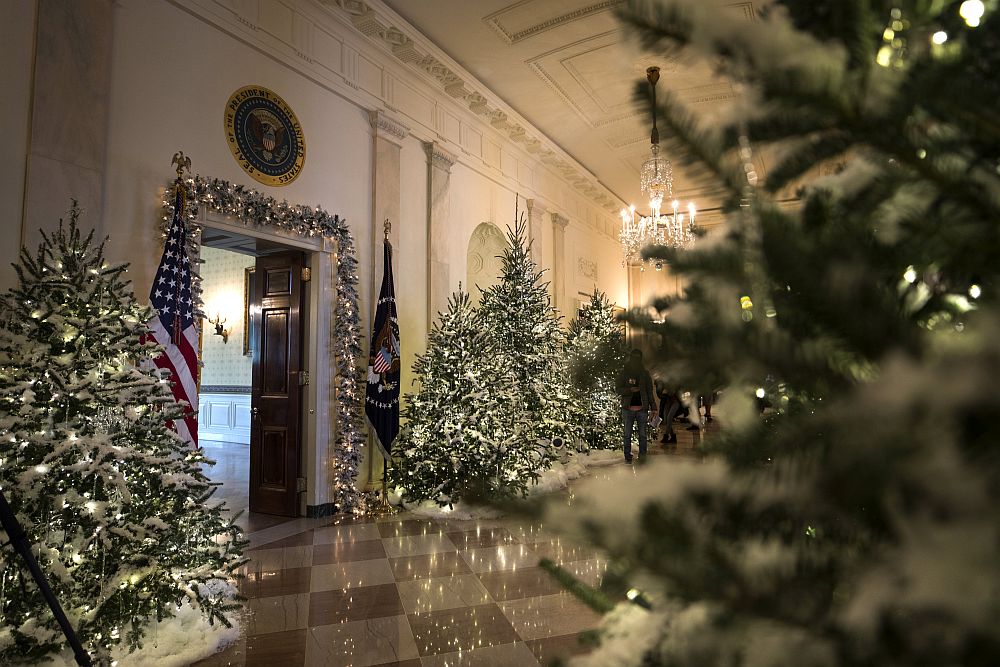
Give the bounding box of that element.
[192,421,716,666]
[190,514,607,667]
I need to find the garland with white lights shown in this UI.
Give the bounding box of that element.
[162,175,365,513]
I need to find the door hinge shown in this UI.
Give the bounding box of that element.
[301,267,311,282]
[299,370,310,386]
[296,477,307,492]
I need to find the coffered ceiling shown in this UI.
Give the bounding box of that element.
[383,0,762,214]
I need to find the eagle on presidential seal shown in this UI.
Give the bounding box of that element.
[367,315,400,392]
[249,109,290,164]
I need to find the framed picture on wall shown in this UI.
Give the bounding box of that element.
[243,267,255,356]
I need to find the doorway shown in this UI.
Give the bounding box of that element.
[198,228,308,520]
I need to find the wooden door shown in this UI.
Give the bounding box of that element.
[249,252,304,516]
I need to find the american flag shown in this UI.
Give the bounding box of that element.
[147,186,199,447]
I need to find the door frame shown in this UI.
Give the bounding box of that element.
[197,210,336,517]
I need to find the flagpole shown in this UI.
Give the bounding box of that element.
[382,219,391,511]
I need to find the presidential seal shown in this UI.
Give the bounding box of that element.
[224,86,305,186]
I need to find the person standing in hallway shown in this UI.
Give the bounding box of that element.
[617,349,654,463]
[656,380,681,445]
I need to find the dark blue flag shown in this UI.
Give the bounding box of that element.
[366,238,400,457]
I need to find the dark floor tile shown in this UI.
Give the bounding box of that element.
[477,567,565,601]
[407,603,519,657]
[389,551,473,581]
[312,538,387,565]
[446,527,518,549]
[245,628,307,667]
[525,632,593,665]
[377,519,445,538]
[249,530,315,551]
[239,566,312,599]
[368,661,423,667]
[309,582,404,625]
[239,512,297,533]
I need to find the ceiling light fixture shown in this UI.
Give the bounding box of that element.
[620,66,698,266]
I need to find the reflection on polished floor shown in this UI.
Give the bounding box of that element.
[191,425,715,666]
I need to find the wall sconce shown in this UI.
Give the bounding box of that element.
[208,313,230,343]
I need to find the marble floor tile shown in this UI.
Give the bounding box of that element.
[525,632,594,664]
[459,543,539,574]
[530,539,600,564]
[368,661,421,667]
[377,519,446,538]
[244,592,310,636]
[382,534,457,559]
[407,603,519,657]
[310,558,396,593]
[309,582,405,625]
[239,566,312,599]
[476,566,565,602]
[244,628,307,666]
[418,641,540,667]
[313,538,388,565]
[499,592,602,641]
[388,552,473,582]
[238,512,295,534]
[395,574,492,615]
[250,530,315,551]
[445,527,518,550]
[303,614,420,667]
[313,522,383,545]
[240,545,314,572]
[502,522,552,545]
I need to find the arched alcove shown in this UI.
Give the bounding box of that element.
[466,221,507,304]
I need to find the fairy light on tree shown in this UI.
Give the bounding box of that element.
[0,209,245,663]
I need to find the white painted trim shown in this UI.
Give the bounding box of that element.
[198,391,252,444]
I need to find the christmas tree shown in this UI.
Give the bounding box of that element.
[542,1,1000,665]
[0,210,245,664]
[387,289,536,505]
[479,219,581,458]
[565,289,626,450]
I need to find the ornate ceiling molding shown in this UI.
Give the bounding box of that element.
[483,0,624,45]
[319,0,620,214]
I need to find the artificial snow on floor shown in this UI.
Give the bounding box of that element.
[392,448,622,520]
[14,601,240,667]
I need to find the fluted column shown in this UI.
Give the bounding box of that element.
[22,0,114,248]
[525,198,546,269]
[365,110,409,488]
[424,141,457,325]
[551,212,569,317]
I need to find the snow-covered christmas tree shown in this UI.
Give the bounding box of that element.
[479,219,581,459]
[0,210,245,664]
[387,289,539,506]
[543,1,1000,665]
[566,289,626,450]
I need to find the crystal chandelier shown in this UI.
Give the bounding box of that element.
[620,66,698,267]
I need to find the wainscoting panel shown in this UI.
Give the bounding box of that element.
[198,390,252,445]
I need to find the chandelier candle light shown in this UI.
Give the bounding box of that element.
[620,66,698,267]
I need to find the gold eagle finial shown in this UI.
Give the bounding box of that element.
[171,151,192,179]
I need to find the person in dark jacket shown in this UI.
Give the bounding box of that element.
[617,349,654,463]
[656,380,681,445]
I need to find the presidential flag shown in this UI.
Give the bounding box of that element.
[147,185,199,447]
[365,238,400,457]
